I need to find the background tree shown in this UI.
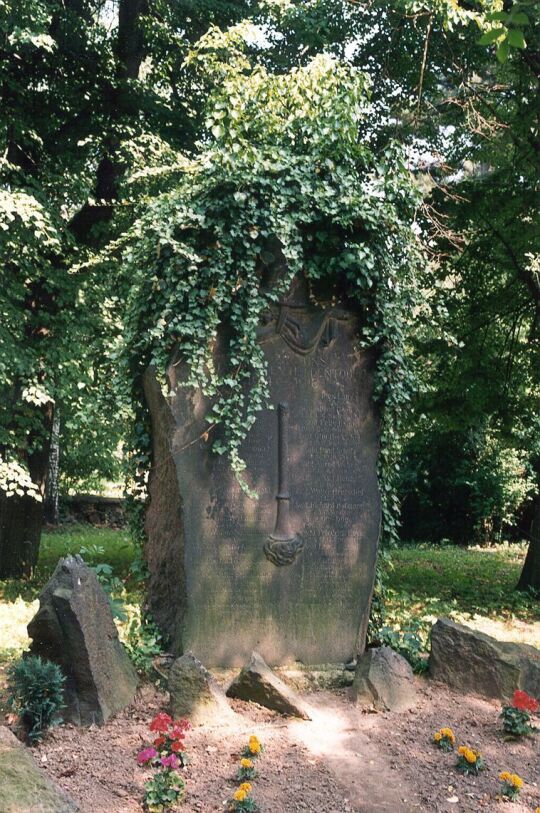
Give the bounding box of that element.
[2,0,537,590]
[248,0,539,585]
[0,0,251,577]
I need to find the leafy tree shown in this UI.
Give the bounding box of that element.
[258,1,539,583]
[2,0,538,594]
[0,0,251,577]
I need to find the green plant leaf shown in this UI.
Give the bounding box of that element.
[496,41,510,62]
[478,27,505,45]
[507,29,526,49]
[509,12,529,26]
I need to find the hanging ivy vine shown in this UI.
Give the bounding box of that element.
[121,27,424,546]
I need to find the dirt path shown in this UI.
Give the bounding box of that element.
[288,693,418,812]
[30,680,539,813]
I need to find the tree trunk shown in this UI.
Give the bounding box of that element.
[44,409,61,525]
[70,0,148,244]
[517,490,540,591]
[0,494,45,579]
[0,401,54,578]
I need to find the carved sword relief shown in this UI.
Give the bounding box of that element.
[263,402,304,566]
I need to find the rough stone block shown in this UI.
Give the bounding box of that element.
[226,651,311,718]
[0,726,78,812]
[168,653,236,725]
[351,646,416,712]
[28,555,138,725]
[429,618,540,701]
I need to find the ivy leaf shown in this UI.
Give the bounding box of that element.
[478,28,505,45]
[509,12,529,26]
[507,29,526,49]
[487,11,509,22]
[496,41,510,63]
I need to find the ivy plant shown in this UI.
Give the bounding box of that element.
[121,29,424,544]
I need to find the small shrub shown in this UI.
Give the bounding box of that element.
[500,690,538,738]
[499,771,524,800]
[456,745,485,775]
[433,727,455,751]
[7,655,65,743]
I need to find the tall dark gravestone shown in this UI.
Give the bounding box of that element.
[143,275,381,667]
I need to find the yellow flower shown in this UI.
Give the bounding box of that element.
[249,741,261,754]
[233,789,247,802]
[499,771,512,781]
[240,758,254,768]
[458,745,478,763]
[440,727,454,741]
[510,774,523,789]
[434,732,442,742]
[239,783,252,793]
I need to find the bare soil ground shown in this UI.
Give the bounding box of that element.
[26,678,539,813]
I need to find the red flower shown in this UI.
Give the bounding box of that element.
[171,740,184,753]
[153,736,166,748]
[512,690,539,713]
[149,712,173,732]
[173,719,191,732]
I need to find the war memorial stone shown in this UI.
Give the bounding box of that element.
[144,275,382,667]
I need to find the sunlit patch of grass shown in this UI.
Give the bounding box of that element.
[385,542,539,648]
[39,525,135,578]
[0,596,38,665]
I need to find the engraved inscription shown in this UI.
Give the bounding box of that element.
[165,288,382,666]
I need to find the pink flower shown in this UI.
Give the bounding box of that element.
[160,754,179,769]
[137,747,158,765]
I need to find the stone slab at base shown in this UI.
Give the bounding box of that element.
[168,653,237,726]
[351,646,417,712]
[226,651,311,718]
[0,727,78,813]
[212,662,354,692]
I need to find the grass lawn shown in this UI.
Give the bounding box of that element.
[0,529,537,668]
[385,542,539,648]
